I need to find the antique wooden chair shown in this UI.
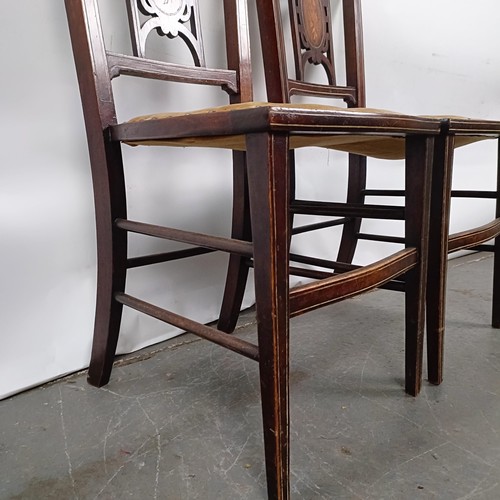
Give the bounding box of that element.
[218,0,500,389]
[65,0,441,498]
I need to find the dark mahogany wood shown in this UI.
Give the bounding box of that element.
[65,0,254,388]
[289,248,417,315]
[107,52,238,91]
[248,1,439,493]
[116,292,260,360]
[218,0,368,328]
[115,218,254,256]
[66,1,441,498]
[246,132,291,500]
[425,118,500,384]
[217,0,500,396]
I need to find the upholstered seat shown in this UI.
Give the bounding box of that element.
[125,102,489,159]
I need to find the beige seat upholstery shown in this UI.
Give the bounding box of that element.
[126,102,489,159]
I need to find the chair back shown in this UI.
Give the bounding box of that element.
[65,0,253,132]
[256,0,365,107]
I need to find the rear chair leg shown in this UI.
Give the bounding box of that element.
[87,143,128,387]
[218,151,251,333]
[337,154,367,264]
[87,235,127,387]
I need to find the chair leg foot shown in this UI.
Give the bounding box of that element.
[427,326,444,386]
[405,314,424,397]
[87,293,124,387]
[426,279,445,386]
[87,224,127,387]
[259,359,290,500]
[405,322,424,397]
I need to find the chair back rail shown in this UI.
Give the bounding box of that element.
[257,0,365,107]
[65,0,252,133]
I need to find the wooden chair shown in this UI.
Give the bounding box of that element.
[218,0,500,389]
[65,0,255,387]
[65,0,441,497]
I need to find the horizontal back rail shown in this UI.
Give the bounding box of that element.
[288,80,357,105]
[107,53,239,93]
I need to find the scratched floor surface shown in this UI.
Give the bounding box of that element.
[1,253,499,499]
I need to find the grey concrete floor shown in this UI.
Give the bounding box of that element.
[1,254,499,499]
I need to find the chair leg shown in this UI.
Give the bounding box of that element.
[87,143,128,387]
[492,140,500,329]
[247,133,290,500]
[493,234,500,328]
[88,245,127,387]
[404,136,433,396]
[218,152,251,333]
[336,154,367,263]
[426,134,454,386]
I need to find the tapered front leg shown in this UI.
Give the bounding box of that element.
[404,135,434,396]
[426,133,454,385]
[246,132,290,500]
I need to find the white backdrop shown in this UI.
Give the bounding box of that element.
[1,0,499,399]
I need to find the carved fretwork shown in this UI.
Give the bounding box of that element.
[127,0,205,66]
[290,0,336,85]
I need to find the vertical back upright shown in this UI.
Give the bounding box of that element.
[342,0,366,107]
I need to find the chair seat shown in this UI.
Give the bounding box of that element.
[122,102,489,160]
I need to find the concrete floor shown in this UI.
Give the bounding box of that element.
[1,254,499,499]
